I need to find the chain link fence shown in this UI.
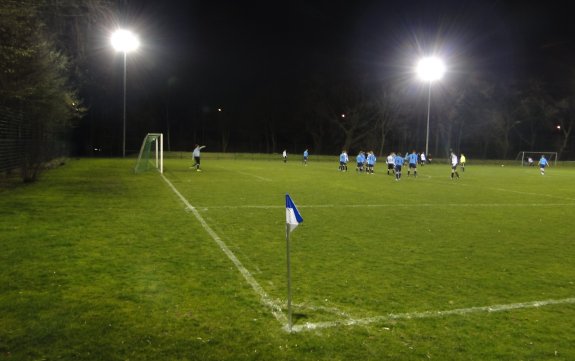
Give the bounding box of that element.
[1,105,71,179]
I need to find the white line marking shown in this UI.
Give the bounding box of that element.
[160,174,286,324]
[208,164,273,182]
[236,171,272,182]
[488,187,575,201]
[289,297,575,333]
[200,203,575,210]
[428,177,575,202]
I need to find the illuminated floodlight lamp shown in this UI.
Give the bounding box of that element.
[416,56,446,82]
[111,29,140,53]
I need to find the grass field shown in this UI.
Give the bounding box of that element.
[1,157,575,360]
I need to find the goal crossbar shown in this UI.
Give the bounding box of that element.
[516,151,558,167]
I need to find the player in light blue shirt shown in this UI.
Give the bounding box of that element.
[407,150,418,177]
[303,149,309,165]
[366,151,376,174]
[339,150,348,171]
[538,155,549,175]
[356,151,365,172]
[394,152,404,181]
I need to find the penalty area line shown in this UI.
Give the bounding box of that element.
[160,174,286,325]
[289,297,575,333]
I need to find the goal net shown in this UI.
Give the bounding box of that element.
[516,151,558,167]
[135,133,163,173]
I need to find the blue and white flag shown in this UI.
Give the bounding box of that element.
[286,194,303,233]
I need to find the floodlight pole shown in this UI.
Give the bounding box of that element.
[286,224,293,331]
[425,82,431,158]
[122,52,127,158]
[417,56,445,158]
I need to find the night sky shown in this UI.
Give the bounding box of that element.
[123,0,574,91]
[85,0,575,154]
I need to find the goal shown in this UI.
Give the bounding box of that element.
[516,151,557,167]
[134,133,163,173]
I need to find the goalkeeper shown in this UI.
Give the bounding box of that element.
[192,144,206,172]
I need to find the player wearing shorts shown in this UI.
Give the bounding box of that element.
[366,151,376,174]
[538,155,549,175]
[450,151,460,179]
[339,150,348,171]
[386,152,395,175]
[407,150,418,177]
[394,152,404,181]
[356,151,365,172]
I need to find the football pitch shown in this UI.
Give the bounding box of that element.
[1,157,575,360]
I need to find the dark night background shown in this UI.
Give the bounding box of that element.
[74,0,575,158]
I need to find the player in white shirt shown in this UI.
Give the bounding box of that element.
[386,152,395,175]
[450,151,460,179]
[192,144,206,171]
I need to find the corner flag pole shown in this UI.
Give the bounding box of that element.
[285,194,303,332]
[286,222,293,331]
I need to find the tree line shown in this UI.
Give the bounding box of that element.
[180,74,574,161]
[0,0,114,182]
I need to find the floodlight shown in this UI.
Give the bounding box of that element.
[111,29,140,53]
[417,57,445,82]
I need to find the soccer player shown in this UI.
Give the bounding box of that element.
[356,151,365,172]
[283,149,287,163]
[339,150,348,171]
[303,149,309,165]
[191,144,206,171]
[450,151,460,179]
[460,153,466,172]
[527,157,534,166]
[538,155,549,175]
[366,151,376,174]
[420,152,426,166]
[386,152,395,175]
[394,152,404,181]
[407,150,418,177]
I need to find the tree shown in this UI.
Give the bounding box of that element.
[314,82,379,152]
[372,87,402,157]
[1,2,85,181]
[555,97,575,159]
[514,80,557,151]
[481,83,522,159]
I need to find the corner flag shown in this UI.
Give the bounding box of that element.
[286,194,303,233]
[285,193,303,331]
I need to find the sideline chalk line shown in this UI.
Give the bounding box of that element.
[199,203,575,210]
[160,174,286,324]
[289,297,575,333]
[161,174,575,333]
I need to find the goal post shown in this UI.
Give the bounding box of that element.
[134,133,163,173]
[516,151,558,167]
